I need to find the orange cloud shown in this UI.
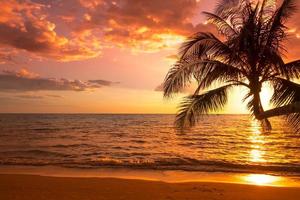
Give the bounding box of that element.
[283,0,300,61]
[7,0,300,62]
[0,0,102,62]
[77,0,214,51]
[0,0,218,62]
[79,0,104,9]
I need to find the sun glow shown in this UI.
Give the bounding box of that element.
[260,85,273,110]
[244,174,281,186]
[153,33,186,47]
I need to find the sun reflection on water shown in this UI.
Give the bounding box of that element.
[243,174,282,185]
[249,120,266,163]
[243,174,282,186]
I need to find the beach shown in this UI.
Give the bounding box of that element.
[2,0,300,199]
[1,174,300,200]
[1,166,300,200]
[2,114,300,199]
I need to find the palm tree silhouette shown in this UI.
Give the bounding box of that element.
[163,0,300,131]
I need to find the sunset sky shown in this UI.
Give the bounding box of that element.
[1,0,300,113]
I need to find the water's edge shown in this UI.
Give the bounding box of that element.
[1,165,300,187]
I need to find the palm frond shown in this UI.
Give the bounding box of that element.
[275,0,297,20]
[179,32,246,71]
[270,77,300,107]
[203,12,237,37]
[281,60,300,79]
[175,84,233,131]
[179,32,214,59]
[163,59,245,98]
[163,61,194,98]
[259,48,284,80]
[243,92,255,115]
[287,113,300,132]
[215,0,241,18]
[163,59,219,98]
[264,0,297,49]
[193,60,245,93]
[258,0,276,20]
[179,32,230,60]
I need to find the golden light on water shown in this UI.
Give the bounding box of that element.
[244,174,281,186]
[249,120,266,163]
[244,121,290,187]
[250,149,265,162]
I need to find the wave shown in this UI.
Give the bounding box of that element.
[1,155,300,176]
[51,144,97,148]
[1,114,300,177]
[0,150,68,157]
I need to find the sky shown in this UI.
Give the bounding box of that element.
[0,0,300,113]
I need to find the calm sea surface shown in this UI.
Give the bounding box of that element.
[0,114,300,175]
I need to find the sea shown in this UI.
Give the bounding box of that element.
[1,114,300,176]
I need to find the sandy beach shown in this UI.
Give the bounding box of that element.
[2,0,300,199]
[1,174,300,200]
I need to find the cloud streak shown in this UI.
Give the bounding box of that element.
[0,69,117,92]
[15,94,64,99]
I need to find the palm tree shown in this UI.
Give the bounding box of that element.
[163,0,300,132]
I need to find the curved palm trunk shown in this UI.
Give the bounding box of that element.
[253,92,262,118]
[253,91,300,128]
[257,102,300,119]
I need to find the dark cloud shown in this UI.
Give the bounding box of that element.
[0,69,116,92]
[15,94,63,99]
[88,79,120,86]
[15,94,44,99]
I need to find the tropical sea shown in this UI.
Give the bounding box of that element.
[1,114,300,176]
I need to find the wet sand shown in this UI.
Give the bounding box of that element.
[1,174,300,200]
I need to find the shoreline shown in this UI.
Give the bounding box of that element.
[2,174,300,200]
[1,165,300,187]
[2,166,300,199]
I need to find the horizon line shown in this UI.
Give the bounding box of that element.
[0,112,250,115]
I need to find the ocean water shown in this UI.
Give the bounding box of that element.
[0,114,300,176]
